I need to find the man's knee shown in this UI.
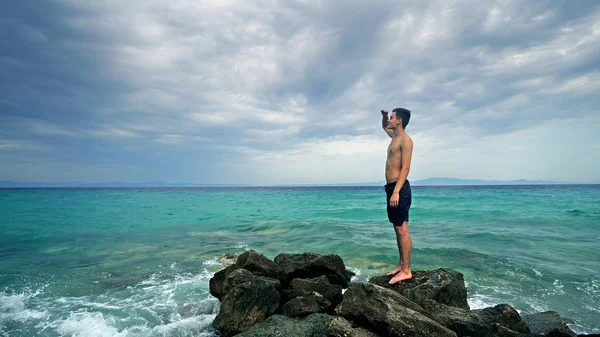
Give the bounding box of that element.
[394,222,409,234]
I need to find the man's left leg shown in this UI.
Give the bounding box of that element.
[389,221,412,284]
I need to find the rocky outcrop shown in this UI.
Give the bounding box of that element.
[369,268,469,310]
[209,251,580,337]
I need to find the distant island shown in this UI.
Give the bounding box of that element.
[410,177,566,186]
[0,181,251,188]
[0,178,576,188]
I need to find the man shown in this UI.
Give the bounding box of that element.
[381,108,413,284]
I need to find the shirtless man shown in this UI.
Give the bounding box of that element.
[381,108,414,284]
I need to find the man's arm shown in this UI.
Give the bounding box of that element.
[381,110,393,138]
[393,137,413,195]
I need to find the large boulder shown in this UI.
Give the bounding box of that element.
[420,299,488,336]
[280,275,343,310]
[522,311,577,337]
[210,250,281,300]
[274,252,353,287]
[212,271,280,337]
[335,282,457,337]
[369,268,469,310]
[235,313,332,337]
[280,292,331,318]
[421,299,529,337]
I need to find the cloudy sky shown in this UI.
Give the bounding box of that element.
[1,0,599,185]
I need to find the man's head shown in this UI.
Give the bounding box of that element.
[390,108,411,129]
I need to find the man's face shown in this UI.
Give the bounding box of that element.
[389,112,401,129]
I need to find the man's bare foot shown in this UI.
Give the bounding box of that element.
[386,265,403,276]
[389,270,412,284]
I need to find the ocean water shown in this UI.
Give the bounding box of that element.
[0,185,599,336]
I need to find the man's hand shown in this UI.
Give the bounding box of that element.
[381,109,392,138]
[390,192,399,207]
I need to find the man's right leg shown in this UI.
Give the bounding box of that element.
[386,223,402,275]
[389,221,413,284]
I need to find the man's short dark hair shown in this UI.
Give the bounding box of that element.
[393,108,411,129]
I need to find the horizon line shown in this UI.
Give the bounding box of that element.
[1,178,599,188]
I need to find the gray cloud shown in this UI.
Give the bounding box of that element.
[1,0,599,183]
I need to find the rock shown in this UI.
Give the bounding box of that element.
[487,323,523,337]
[210,250,281,300]
[420,299,530,337]
[419,299,488,336]
[274,252,352,288]
[470,304,530,335]
[280,292,332,318]
[235,313,332,337]
[222,269,281,296]
[522,311,576,336]
[324,316,381,337]
[212,274,280,337]
[209,268,228,300]
[219,253,239,265]
[280,275,343,309]
[369,268,469,310]
[335,282,457,337]
[209,251,583,337]
[236,250,281,278]
[544,327,578,337]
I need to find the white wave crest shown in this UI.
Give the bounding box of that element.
[1,268,221,336]
[0,287,50,333]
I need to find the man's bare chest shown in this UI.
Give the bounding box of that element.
[387,140,403,158]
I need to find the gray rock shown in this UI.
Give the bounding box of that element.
[369,268,470,310]
[274,252,352,287]
[335,282,457,337]
[487,323,523,337]
[212,275,280,337]
[522,311,576,337]
[223,269,280,296]
[280,275,343,309]
[235,313,332,337]
[470,304,529,334]
[420,299,531,337]
[280,292,331,318]
[210,250,281,300]
[219,253,239,265]
[236,250,281,279]
[420,299,487,336]
[324,316,381,337]
[209,267,228,300]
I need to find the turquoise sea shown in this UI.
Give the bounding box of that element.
[0,185,599,336]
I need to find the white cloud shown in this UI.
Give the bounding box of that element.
[0,139,50,151]
[91,128,139,138]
